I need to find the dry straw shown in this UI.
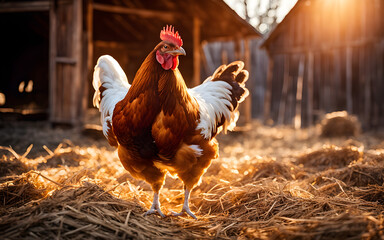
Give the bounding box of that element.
[0,123,383,239]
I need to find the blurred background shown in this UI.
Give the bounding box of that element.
[0,0,383,131]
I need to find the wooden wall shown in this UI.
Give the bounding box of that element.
[263,0,384,129]
[49,0,84,125]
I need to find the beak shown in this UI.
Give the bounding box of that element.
[168,47,186,56]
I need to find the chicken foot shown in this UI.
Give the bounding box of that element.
[172,188,197,219]
[144,192,165,218]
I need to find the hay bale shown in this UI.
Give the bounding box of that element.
[297,145,362,171]
[240,159,296,183]
[320,111,360,137]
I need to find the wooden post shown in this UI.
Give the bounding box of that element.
[346,47,353,113]
[277,55,289,125]
[263,55,274,124]
[202,42,214,74]
[83,0,93,122]
[307,52,314,126]
[73,0,83,125]
[49,0,83,126]
[49,0,57,123]
[294,55,305,129]
[243,38,251,124]
[192,16,201,87]
[364,48,371,128]
[379,41,384,126]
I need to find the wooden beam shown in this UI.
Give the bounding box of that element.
[201,41,214,74]
[0,1,50,13]
[243,38,252,124]
[263,57,274,124]
[204,35,259,43]
[307,52,314,126]
[49,0,57,123]
[277,55,290,125]
[55,57,77,64]
[93,3,175,21]
[294,55,305,129]
[82,0,93,125]
[192,16,201,87]
[267,38,383,55]
[87,0,94,81]
[72,0,83,125]
[346,47,353,113]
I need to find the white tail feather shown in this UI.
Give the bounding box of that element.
[93,55,130,138]
[188,80,234,139]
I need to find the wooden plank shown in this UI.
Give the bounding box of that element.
[55,57,77,64]
[294,55,305,129]
[346,47,353,113]
[372,43,380,127]
[323,53,331,113]
[364,47,371,128]
[333,49,342,111]
[0,1,50,13]
[192,16,201,87]
[263,57,274,124]
[379,41,384,126]
[49,0,57,123]
[277,55,289,125]
[266,37,381,55]
[307,52,314,126]
[202,42,214,74]
[84,0,94,117]
[93,3,175,21]
[72,0,83,125]
[49,0,83,125]
[359,47,365,128]
[243,38,251,123]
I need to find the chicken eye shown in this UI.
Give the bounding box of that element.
[163,45,168,49]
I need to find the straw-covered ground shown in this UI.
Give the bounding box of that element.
[0,117,383,239]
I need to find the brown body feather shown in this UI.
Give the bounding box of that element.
[94,26,249,218]
[111,46,216,192]
[104,45,248,209]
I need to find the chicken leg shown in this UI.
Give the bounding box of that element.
[144,192,165,218]
[172,188,197,219]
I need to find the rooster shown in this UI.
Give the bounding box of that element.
[93,25,248,219]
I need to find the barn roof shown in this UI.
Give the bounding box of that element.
[260,0,301,49]
[261,0,384,50]
[93,0,261,44]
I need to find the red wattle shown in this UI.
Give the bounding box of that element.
[156,51,178,70]
[171,56,179,70]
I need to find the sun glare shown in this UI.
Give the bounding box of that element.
[0,92,5,106]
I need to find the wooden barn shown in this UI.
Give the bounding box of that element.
[261,0,384,129]
[0,0,260,126]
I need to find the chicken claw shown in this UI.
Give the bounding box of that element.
[144,193,165,218]
[172,189,197,220]
[171,207,197,220]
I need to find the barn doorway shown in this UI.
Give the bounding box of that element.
[0,11,49,120]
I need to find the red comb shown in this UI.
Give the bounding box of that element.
[160,25,183,47]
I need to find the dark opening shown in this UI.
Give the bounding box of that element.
[0,11,49,120]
